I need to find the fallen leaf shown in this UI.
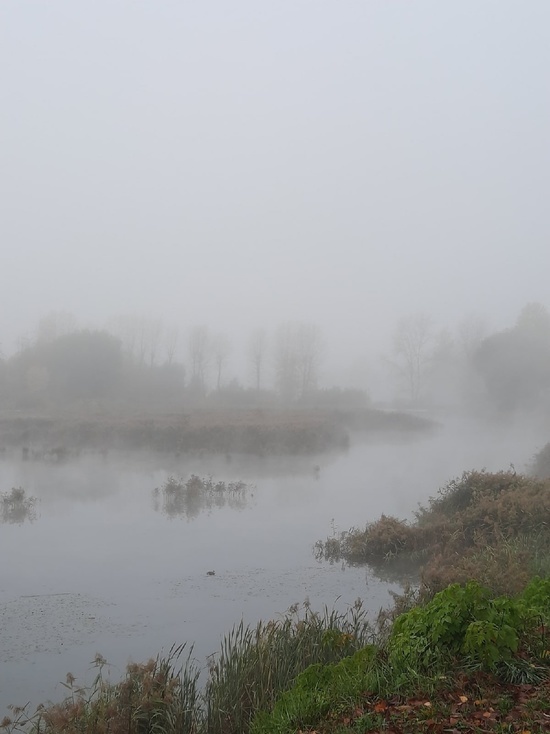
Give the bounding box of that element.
[423,701,432,708]
[374,701,388,712]
[459,695,468,704]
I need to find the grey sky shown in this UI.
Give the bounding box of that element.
[1,2,549,374]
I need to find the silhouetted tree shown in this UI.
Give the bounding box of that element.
[248,328,267,392]
[392,314,434,402]
[212,332,231,390]
[189,325,210,394]
[274,322,322,401]
[475,303,550,412]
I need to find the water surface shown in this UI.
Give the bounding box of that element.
[0,415,544,715]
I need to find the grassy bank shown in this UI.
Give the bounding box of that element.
[5,581,550,734]
[0,407,434,457]
[316,469,550,597]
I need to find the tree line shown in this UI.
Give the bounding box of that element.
[0,315,329,411]
[0,302,548,415]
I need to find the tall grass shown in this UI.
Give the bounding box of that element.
[4,603,372,734]
[204,600,372,734]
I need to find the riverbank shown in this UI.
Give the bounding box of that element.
[0,407,435,457]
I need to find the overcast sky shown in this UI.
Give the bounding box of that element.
[1,2,549,378]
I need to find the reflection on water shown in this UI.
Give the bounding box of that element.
[153,475,252,519]
[0,415,546,717]
[1,487,37,524]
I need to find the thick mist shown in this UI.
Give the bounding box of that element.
[1,1,549,373]
[1,1,550,724]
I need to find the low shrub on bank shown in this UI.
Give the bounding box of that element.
[316,470,550,596]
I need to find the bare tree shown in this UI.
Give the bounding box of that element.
[164,326,180,366]
[248,328,267,391]
[392,314,434,402]
[146,319,163,367]
[274,322,322,401]
[296,323,322,398]
[274,323,299,401]
[212,332,231,390]
[188,325,210,393]
[109,314,142,362]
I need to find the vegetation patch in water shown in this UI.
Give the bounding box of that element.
[154,474,252,519]
[1,487,37,524]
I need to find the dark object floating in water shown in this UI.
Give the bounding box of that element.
[206,570,215,576]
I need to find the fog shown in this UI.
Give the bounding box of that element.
[2,1,550,720]
[1,1,549,384]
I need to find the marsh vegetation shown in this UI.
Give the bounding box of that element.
[1,487,37,524]
[153,475,252,519]
[316,468,550,597]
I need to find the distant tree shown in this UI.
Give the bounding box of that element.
[248,328,267,392]
[146,319,163,367]
[392,314,434,403]
[516,301,550,337]
[295,323,322,398]
[20,330,124,402]
[274,322,322,401]
[109,315,165,367]
[189,325,211,394]
[457,313,489,361]
[274,323,299,401]
[212,332,231,390]
[164,326,180,366]
[474,302,550,412]
[35,310,77,344]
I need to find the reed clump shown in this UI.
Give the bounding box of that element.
[1,487,37,524]
[204,600,372,734]
[2,647,201,734]
[153,475,251,519]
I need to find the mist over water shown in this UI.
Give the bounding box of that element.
[0,413,545,715]
[1,0,549,724]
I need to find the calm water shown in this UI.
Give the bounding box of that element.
[0,415,545,715]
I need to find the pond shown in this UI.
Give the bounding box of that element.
[0,414,544,716]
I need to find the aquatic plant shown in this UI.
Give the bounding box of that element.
[0,487,37,524]
[153,475,251,519]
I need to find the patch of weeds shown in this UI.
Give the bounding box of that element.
[1,487,37,524]
[316,469,550,597]
[153,474,252,519]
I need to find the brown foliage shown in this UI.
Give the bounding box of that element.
[318,470,550,596]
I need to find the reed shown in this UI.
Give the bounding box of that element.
[203,600,372,734]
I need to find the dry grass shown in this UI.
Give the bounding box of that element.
[317,470,550,597]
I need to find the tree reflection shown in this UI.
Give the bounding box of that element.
[1,487,38,524]
[153,475,251,519]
